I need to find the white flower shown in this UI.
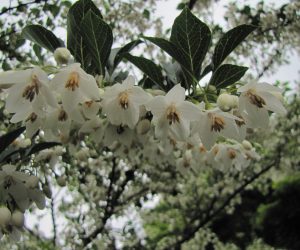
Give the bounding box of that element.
[238,82,286,128]
[0,67,57,123]
[146,84,201,141]
[193,107,241,150]
[102,76,151,129]
[51,63,100,115]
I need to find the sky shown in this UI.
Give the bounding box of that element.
[0,0,299,242]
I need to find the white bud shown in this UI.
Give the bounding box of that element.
[137,119,151,135]
[11,210,25,228]
[217,93,237,111]
[54,47,71,64]
[242,140,252,150]
[0,206,11,226]
[25,175,39,188]
[56,175,66,187]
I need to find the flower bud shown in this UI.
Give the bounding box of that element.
[217,93,237,111]
[11,210,25,228]
[0,206,11,226]
[242,140,252,150]
[25,175,39,188]
[137,119,151,135]
[54,47,71,65]
[56,175,66,187]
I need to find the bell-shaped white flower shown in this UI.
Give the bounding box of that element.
[51,63,100,114]
[102,76,151,129]
[0,67,57,123]
[146,84,201,141]
[193,107,241,150]
[238,82,286,128]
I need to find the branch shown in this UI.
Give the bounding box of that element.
[50,192,57,246]
[0,0,48,16]
[188,0,198,10]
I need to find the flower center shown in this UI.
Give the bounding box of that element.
[209,113,225,132]
[235,115,246,127]
[22,74,40,102]
[227,149,236,159]
[65,72,79,91]
[84,100,94,108]
[26,112,38,123]
[246,89,266,108]
[118,91,130,109]
[166,104,180,125]
[58,109,68,122]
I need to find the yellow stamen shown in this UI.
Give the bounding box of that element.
[65,72,80,91]
[166,104,180,125]
[246,89,266,108]
[118,91,129,109]
[209,113,225,132]
[22,74,40,102]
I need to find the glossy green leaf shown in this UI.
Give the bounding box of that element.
[67,0,102,70]
[80,10,113,76]
[113,40,142,69]
[0,127,25,154]
[123,53,165,90]
[170,7,211,79]
[212,24,256,69]
[22,25,64,52]
[209,64,248,89]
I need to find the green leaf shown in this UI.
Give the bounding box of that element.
[212,24,256,69]
[170,7,211,80]
[0,127,25,154]
[80,10,113,76]
[67,0,102,71]
[123,53,165,90]
[143,36,197,89]
[22,25,64,52]
[113,40,142,69]
[24,142,61,157]
[209,64,248,89]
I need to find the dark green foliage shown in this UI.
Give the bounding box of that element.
[212,24,256,70]
[123,53,165,90]
[80,10,113,75]
[67,0,108,74]
[209,64,248,88]
[22,25,64,52]
[255,175,300,250]
[211,190,267,249]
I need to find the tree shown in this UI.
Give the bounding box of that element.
[0,0,299,249]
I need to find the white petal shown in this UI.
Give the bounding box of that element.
[257,82,283,93]
[122,75,135,88]
[244,104,269,129]
[259,91,287,115]
[177,101,201,121]
[79,74,100,100]
[165,84,185,103]
[170,119,190,141]
[0,69,31,84]
[237,82,256,93]
[130,86,152,105]
[62,89,81,113]
[145,96,167,118]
